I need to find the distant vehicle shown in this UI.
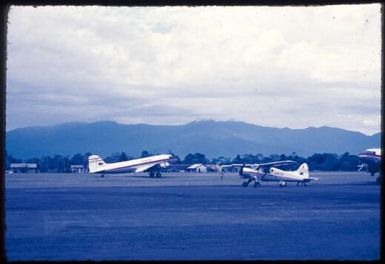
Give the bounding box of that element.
[88,154,173,177]
[220,160,316,187]
[358,148,381,184]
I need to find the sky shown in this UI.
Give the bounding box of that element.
[6,5,381,135]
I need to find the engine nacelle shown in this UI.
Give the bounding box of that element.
[160,162,170,168]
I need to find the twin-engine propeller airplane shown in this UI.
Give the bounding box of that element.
[221,160,318,188]
[88,154,173,178]
[358,148,381,184]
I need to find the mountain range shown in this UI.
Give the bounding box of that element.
[6,120,381,159]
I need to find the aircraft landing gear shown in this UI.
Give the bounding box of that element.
[149,171,162,178]
[279,182,287,187]
[242,179,253,187]
[254,182,261,188]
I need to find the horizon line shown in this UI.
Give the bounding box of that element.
[5,119,381,136]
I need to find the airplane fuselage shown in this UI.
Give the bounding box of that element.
[268,168,311,182]
[89,154,172,174]
[241,167,309,182]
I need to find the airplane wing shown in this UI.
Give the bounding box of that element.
[218,164,253,171]
[257,160,297,168]
[219,161,296,171]
[135,163,160,173]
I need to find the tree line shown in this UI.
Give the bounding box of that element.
[5,150,360,173]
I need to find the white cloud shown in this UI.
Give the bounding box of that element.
[6,5,381,135]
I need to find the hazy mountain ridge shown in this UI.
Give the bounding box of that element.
[6,120,381,159]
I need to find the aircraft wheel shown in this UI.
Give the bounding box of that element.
[156,171,162,178]
[376,176,382,185]
[149,171,155,177]
[242,182,248,187]
[254,182,261,188]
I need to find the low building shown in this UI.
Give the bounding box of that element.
[10,163,38,173]
[71,165,86,173]
[186,164,208,173]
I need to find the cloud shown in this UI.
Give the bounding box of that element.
[6,5,381,135]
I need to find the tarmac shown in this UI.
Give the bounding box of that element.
[5,171,381,260]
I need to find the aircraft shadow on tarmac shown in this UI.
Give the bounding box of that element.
[128,175,172,179]
[100,175,173,179]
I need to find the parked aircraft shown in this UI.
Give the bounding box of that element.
[238,162,318,187]
[221,160,299,187]
[88,154,173,177]
[358,148,381,184]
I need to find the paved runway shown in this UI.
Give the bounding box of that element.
[5,171,381,260]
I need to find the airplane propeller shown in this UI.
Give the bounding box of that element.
[239,163,245,176]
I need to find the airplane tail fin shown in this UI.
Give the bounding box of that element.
[88,155,106,173]
[297,163,309,178]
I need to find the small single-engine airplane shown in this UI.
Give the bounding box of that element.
[220,160,318,187]
[88,154,173,177]
[358,148,381,184]
[234,161,318,188]
[267,163,319,187]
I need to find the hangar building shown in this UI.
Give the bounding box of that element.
[186,164,208,173]
[10,163,38,173]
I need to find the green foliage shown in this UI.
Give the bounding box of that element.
[5,151,22,169]
[183,153,209,164]
[105,152,133,163]
[39,155,70,173]
[70,153,85,165]
[339,152,360,171]
[307,153,339,171]
[211,156,231,164]
[6,149,363,173]
[141,150,151,158]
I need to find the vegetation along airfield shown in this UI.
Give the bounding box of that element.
[5,170,380,261]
